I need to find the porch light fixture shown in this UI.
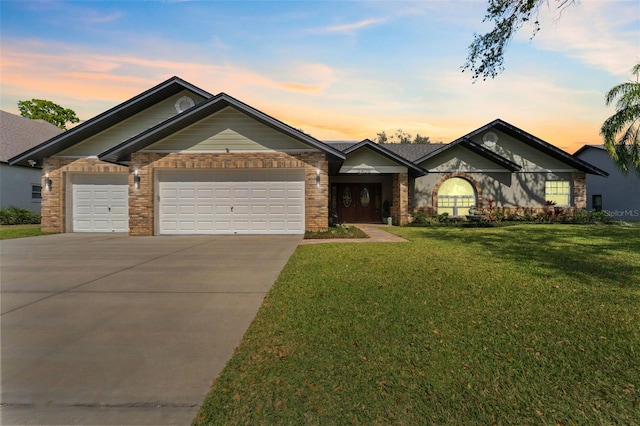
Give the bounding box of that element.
[44,174,52,191]
[134,170,141,189]
[316,169,321,188]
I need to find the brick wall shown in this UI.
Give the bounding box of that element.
[41,152,328,235]
[130,151,328,236]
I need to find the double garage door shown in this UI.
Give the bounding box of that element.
[158,169,305,235]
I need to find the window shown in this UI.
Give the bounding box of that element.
[545,181,570,206]
[31,185,42,199]
[592,194,603,211]
[437,177,476,217]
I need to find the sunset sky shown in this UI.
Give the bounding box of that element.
[1,1,638,153]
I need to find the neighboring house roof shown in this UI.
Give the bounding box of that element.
[99,92,346,164]
[573,144,605,156]
[340,139,428,176]
[414,137,522,172]
[465,119,608,176]
[9,76,214,167]
[0,110,63,164]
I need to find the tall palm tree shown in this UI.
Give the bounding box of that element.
[600,62,640,176]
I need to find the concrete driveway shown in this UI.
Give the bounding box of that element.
[0,233,301,425]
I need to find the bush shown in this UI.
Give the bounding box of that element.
[590,210,613,223]
[437,212,450,223]
[412,209,429,224]
[572,209,613,224]
[0,206,41,225]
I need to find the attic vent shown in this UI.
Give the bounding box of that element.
[175,96,195,113]
[482,131,498,147]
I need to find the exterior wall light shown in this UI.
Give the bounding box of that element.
[316,169,321,188]
[45,173,52,191]
[134,170,141,189]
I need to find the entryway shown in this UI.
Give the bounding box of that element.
[334,183,382,223]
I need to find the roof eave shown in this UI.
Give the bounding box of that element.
[8,77,213,167]
[477,120,608,176]
[343,140,428,176]
[99,93,346,163]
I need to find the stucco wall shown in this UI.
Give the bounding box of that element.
[412,171,576,210]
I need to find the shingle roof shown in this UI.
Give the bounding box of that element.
[0,110,63,163]
[383,143,444,162]
[325,140,444,162]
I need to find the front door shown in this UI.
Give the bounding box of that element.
[335,183,381,223]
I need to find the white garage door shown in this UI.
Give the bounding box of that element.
[158,169,305,235]
[72,174,129,232]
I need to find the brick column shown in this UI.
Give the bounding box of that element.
[572,171,586,209]
[129,153,155,236]
[391,173,409,225]
[41,157,64,233]
[304,155,329,232]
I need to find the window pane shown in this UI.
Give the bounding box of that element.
[32,185,42,199]
[593,194,602,211]
[545,181,570,206]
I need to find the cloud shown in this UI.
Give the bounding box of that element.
[315,18,386,34]
[521,1,639,76]
[0,39,340,117]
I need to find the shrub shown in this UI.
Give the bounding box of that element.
[0,206,41,225]
[412,209,429,224]
[572,209,613,224]
[437,212,450,223]
[590,210,613,224]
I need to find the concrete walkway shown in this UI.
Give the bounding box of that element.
[1,233,300,425]
[299,224,408,245]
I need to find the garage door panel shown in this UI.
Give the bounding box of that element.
[158,169,304,235]
[72,174,129,233]
[251,204,268,215]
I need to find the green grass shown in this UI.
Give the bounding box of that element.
[0,224,49,240]
[194,225,640,425]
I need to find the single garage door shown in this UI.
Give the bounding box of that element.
[158,169,305,235]
[72,174,129,232]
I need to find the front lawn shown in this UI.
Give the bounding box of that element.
[194,225,640,425]
[0,224,49,240]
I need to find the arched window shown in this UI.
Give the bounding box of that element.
[437,177,476,217]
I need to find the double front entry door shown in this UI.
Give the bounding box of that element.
[335,183,382,223]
